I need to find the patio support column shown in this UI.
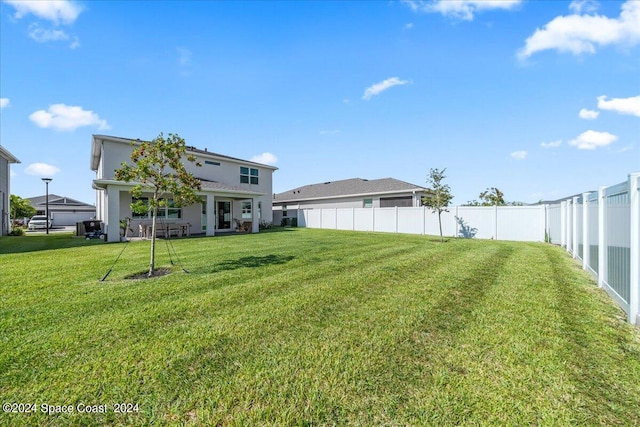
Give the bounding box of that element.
[252,197,259,233]
[106,185,120,243]
[206,194,215,236]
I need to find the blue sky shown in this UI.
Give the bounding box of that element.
[1,0,638,206]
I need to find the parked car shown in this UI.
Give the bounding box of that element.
[28,215,52,230]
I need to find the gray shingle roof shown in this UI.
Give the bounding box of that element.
[274,178,427,202]
[27,194,93,207]
[92,134,277,170]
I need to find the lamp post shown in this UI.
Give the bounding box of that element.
[42,178,52,234]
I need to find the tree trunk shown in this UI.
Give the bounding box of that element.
[438,211,444,243]
[149,193,158,277]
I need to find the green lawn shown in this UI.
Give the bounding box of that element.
[1,229,639,426]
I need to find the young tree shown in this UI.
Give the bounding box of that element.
[422,168,453,243]
[115,133,202,277]
[10,194,36,223]
[479,187,505,206]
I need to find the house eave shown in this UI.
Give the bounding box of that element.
[0,145,20,164]
[92,179,265,198]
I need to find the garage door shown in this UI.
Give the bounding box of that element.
[52,211,95,226]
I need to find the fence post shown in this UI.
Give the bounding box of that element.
[572,196,579,259]
[629,173,640,325]
[352,207,355,231]
[582,192,591,270]
[372,207,375,232]
[395,206,399,233]
[494,204,498,240]
[561,201,566,248]
[598,186,607,289]
[422,206,426,235]
[567,199,573,254]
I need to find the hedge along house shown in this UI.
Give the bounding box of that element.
[0,145,20,236]
[91,135,277,242]
[273,177,429,225]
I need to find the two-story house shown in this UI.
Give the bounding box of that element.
[91,135,277,242]
[1,145,20,236]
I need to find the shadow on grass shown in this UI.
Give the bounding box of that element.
[0,233,106,254]
[191,254,295,274]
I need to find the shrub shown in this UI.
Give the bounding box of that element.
[9,227,25,236]
[259,220,273,230]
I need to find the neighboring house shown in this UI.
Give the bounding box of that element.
[27,194,96,226]
[273,177,429,225]
[91,134,277,242]
[0,145,20,236]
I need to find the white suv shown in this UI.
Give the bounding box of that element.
[28,215,52,230]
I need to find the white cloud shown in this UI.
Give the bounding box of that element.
[3,0,83,25]
[29,104,110,131]
[250,152,278,165]
[568,130,617,150]
[597,95,640,117]
[616,144,634,153]
[579,108,599,119]
[541,140,562,148]
[24,162,61,176]
[0,98,9,109]
[10,169,17,178]
[569,0,599,14]
[320,129,340,135]
[402,0,521,21]
[28,23,69,43]
[405,22,414,30]
[362,77,409,101]
[510,150,527,160]
[518,1,640,59]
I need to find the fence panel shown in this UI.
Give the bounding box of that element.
[456,207,495,239]
[547,204,562,244]
[374,208,397,233]
[497,206,545,242]
[354,209,374,231]
[604,183,631,306]
[398,207,423,235]
[575,197,584,261]
[587,192,599,276]
[320,209,337,230]
[336,209,354,231]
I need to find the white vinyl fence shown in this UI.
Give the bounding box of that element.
[548,173,639,325]
[298,172,640,324]
[299,205,546,242]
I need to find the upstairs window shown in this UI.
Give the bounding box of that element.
[240,167,259,184]
[363,198,373,208]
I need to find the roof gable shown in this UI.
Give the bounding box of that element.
[27,194,94,207]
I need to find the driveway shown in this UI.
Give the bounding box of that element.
[26,226,77,234]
